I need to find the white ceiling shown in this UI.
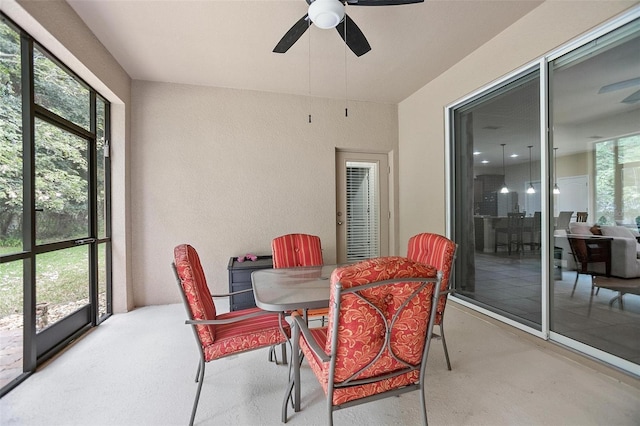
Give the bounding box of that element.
[67,0,543,104]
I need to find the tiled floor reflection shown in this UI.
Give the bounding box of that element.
[460,251,640,365]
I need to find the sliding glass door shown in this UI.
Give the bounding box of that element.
[450,68,543,331]
[548,18,640,370]
[448,12,640,375]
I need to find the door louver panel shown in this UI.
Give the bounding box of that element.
[346,162,379,261]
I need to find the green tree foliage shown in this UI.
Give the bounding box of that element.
[0,20,22,242]
[1,20,92,244]
[595,135,640,225]
[34,45,90,130]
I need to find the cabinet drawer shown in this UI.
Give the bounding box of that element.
[227,255,273,311]
[230,289,257,311]
[229,269,253,284]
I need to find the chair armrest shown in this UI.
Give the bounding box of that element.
[186,309,276,326]
[292,314,331,362]
[210,288,253,298]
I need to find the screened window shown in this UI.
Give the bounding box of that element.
[0,12,112,397]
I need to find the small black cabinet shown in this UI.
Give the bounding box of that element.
[227,255,273,311]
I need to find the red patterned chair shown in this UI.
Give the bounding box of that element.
[284,256,442,425]
[272,233,328,322]
[407,233,458,370]
[172,244,290,426]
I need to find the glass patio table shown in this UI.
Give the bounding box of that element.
[251,264,338,312]
[251,264,339,420]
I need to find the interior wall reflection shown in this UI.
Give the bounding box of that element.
[550,18,640,368]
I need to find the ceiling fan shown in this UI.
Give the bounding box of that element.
[598,77,640,104]
[273,0,424,57]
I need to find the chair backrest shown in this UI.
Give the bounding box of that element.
[576,212,588,222]
[271,233,323,268]
[325,257,439,387]
[556,211,574,231]
[507,212,525,231]
[406,233,457,323]
[530,211,542,244]
[567,236,592,274]
[173,244,217,347]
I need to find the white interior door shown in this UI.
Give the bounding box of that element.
[336,151,389,264]
[555,175,589,219]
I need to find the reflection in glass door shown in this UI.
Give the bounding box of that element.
[549,18,640,371]
[450,68,543,330]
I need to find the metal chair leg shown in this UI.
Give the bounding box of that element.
[281,378,295,423]
[440,322,452,371]
[268,345,276,363]
[268,342,289,365]
[194,362,201,382]
[571,272,580,297]
[190,359,205,426]
[419,383,428,426]
[588,277,596,317]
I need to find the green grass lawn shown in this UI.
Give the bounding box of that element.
[0,245,105,317]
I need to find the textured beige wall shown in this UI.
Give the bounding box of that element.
[398,1,637,251]
[131,81,398,305]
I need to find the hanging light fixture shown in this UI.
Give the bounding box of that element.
[500,143,509,193]
[308,0,345,29]
[527,145,536,194]
[553,147,560,194]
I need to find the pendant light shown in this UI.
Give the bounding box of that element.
[526,145,536,194]
[500,143,509,193]
[553,147,560,194]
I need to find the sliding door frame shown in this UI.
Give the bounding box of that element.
[445,6,640,376]
[445,60,549,340]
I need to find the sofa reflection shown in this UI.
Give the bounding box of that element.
[555,222,640,279]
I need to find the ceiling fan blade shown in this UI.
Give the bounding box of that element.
[336,14,371,57]
[346,0,424,5]
[621,89,640,104]
[273,14,312,54]
[598,77,640,94]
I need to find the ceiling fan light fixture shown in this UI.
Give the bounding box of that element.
[308,0,345,29]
